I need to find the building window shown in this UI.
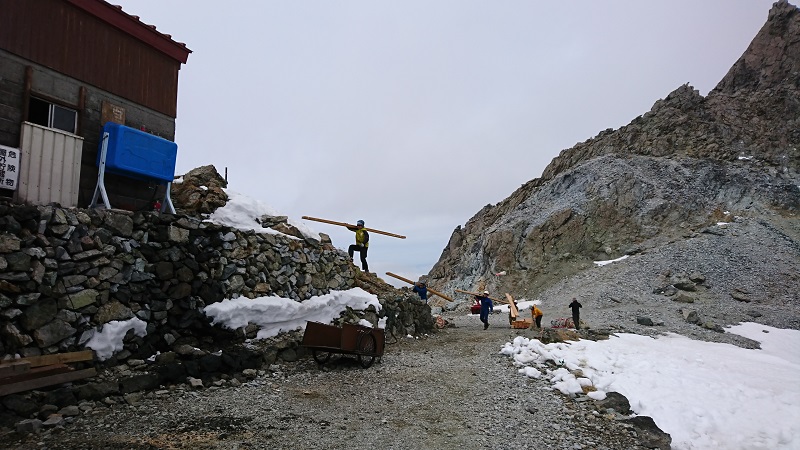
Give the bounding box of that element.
[28,97,78,134]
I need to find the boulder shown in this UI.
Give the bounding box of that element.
[594,391,632,415]
[171,165,229,214]
[624,415,672,450]
[33,319,76,347]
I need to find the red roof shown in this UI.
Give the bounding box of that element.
[66,0,191,64]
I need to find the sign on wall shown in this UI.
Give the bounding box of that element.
[101,100,126,125]
[0,144,20,191]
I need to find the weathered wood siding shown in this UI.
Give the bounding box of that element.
[0,0,181,117]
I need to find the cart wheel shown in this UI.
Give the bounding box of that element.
[312,349,331,365]
[356,333,377,369]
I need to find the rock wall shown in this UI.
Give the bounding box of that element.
[540,1,799,188]
[0,201,430,366]
[427,1,800,301]
[429,154,799,298]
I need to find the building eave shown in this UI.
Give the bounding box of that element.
[66,0,191,64]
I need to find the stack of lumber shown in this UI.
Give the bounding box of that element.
[511,320,533,329]
[507,293,533,329]
[0,350,96,396]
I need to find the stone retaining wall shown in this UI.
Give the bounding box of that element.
[0,202,429,367]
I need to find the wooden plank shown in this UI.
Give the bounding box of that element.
[301,216,406,239]
[12,350,94,368]
[0,361,31,379]
[0,368,96,397]
[384,272,454,301]
[454,289,509,304]
[506,293,519,320]
[1,364,71,385]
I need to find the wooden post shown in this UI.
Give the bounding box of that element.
[302,216,406,239]
[506,293,533,329]
[506,293,519,321]
[385,272,454,301]
[22,66,32,126]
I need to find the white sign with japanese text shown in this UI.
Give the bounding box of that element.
[0,144,20,191]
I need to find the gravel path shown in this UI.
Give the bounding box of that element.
[5,313,650,450]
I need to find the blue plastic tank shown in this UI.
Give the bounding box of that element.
[97,122,177,182]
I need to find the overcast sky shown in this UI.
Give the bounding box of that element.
[114,0,775,280]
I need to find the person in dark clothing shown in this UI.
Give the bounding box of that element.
[412,281,428,302]
[476,291,493,330]
[346,219,369,273]
[569,298,582,330]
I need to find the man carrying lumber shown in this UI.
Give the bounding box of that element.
[476,290,493,330]
[412,281,429,302]
[346,219,369,273]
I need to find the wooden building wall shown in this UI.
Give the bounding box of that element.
[1,49,177,210]
[0,0,188,210]
[0,0,181,118]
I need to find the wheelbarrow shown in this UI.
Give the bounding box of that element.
[301,321,385,369]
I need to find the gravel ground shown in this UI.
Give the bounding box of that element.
[534,218,800,346]
[3,313,653,450]
[2,217,796,450]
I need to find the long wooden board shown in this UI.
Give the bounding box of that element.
[506,293,519,320]
[1,364,72,383]
[302,216,406,239]
[454,289,509,304]
[0,368,96,397]
[9,350,94,368]
[0,361,31,379]
[384,272,454,302]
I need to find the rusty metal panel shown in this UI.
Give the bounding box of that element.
[17,121,83,207]
[301,321,343,349]
[0,0,180,117]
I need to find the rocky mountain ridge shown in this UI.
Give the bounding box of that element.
[427,0,800,323]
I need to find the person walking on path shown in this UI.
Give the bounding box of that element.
[569,298,582,330]
[346,220,369,273]
[532,304,544,329]
[412,281,428,302]
[476,291,493,330]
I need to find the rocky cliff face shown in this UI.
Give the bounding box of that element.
[428,1,800,305]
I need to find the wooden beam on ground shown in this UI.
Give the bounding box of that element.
[11,350,94,368]
[0,361,31,379]
[301,216,406,239]
[2,364,72,383]
[453,289,508,304]
[385,272,454,302]
[0,368,96,397]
